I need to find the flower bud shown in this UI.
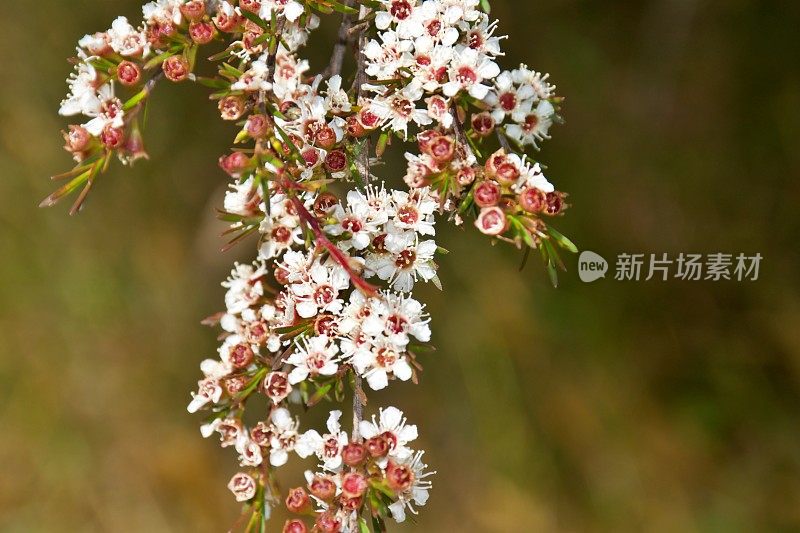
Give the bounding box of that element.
[218,95,246,121]
[239,0,262,14]
[180,0,207,21]
[314,314,338,337]
[313,192,338,216]
[163,55,190,82]
[81,32,112,56]
[63,125,92,154]
[315,512,342,533]
[484,149,507,179]
[386,461,415,492]
[219,152,251,176]
[189,21,215,44]
[308,474,337,500]
[101,126,126,149]
[116,61,141,86]
[229,343,254,369]
[324,150,348,173]
[263,371,292,404]
[518,187,547,213]
[545,192,566,215]
[224,375,248,395]
[366,434,390,458]
[283,520,308,533]
[428,135,455,163]
[357,108,380,130]
[340,495,363,511]
[228,472,257,502]
[471,111,495,137]
[315,126,337,149]
[214,9,243,33]
[342,442,368,467]
[456,166,477,186]
[246,114,272,138]
[250,421,273,446]
[274,265,290,285]
[416,129,440,153]
[475,206,508,236]
[341,472,368,498]
[346,115,367,137]
[285,487,311,514]
[495,160,520,185]
[473,181,500,207]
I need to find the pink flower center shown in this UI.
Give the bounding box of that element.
[499,92,517,111]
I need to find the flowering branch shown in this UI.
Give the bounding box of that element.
[46,0,576,531]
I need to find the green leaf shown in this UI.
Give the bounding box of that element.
[359,518,371,533]
[307,382,333,407]
[547,225,578,253]
[480,0,491,13]
[241,9,270,30]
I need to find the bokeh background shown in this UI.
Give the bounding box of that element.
[2,0,799,531]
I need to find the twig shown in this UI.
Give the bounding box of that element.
[354,5,372,184]
[323,0,355,78]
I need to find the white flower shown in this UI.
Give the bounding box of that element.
[236,433,264,466]
[351,340,414,391]
[509,154,554,193]
[59,61,99,117]
[228,472,257,502]
[290,260,350,318]
[224,176,262,216]
[363,31,414,79]
[506,99,555,148]
[512,65,556,100]
[222,261,268,314]
[268,407,301,466]
[484,70,537,123]
[370,81,432,138]
[142,0,184,26]
[458,14,505,57]
[367,229,438,292]
[324,75,352,113]
[390,188,437,236]
[365,291,431,346]
[231,60,273,92]
[286,335,340,384]
[358,406,418,461]
[325,189,389,251]
[296,410,349,470]
[442,47,500,100]
[376,0,426,39]
[187,377,223,413]
[260,0,305,23]
[107,16,149,57]
[387,451,435,522]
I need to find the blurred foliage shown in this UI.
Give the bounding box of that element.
[2,0,800,531]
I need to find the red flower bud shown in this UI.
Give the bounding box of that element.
[366,434,391,458]
[308,474,337,500]
[189,21,215,44]
[545,192,566,215]
[285,487,311,514]
[428,135,455,162]
[456,166,477,186]
[518,187,547,213]
[315,512,342,533]
[471,111,495,137]
[63,125,91,154]
[100,126,126,149]
[116,61,141,86]
[495,161,520,185]
[357,108,380,130]
[250,421,273,446]
[219,152,251,176]
[274,266,290,285]
[386,460,415,492]
[239,0,262,14]
[341,472,368,498]
[246,114,272,138]
[475,206,508,236]
[340,495,363,511]
[214,10,243,33]
[163,55,190,82]
[283,519,308,533]
[180,0,207,20]
[229,343,254,369]
[218,95,246,121]
[484,149,507,179]
[315,126,337,149]
[346,115,367,137]
[224,375,248,395]
[324,150,348,173]
[416,129,440,153]
[473,181,501,207]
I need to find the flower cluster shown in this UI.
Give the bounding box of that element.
[47,0,576,530]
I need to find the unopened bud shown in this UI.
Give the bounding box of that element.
[471,111,495,137]
[308,474,337,500]
[246,114,272,138]
[101,126,126,149]
[180,0,207,21]
[219,151,251,176]
[342,442,368,466]
[315,512,342,533]
[228,343,254,369]
[518,187,547,213]
[163,55,190,82]
[283,519,307,533]
[366,434,390,458]
[475,206,508,236]
[189,21,215,44]
[386,461,415,492]
[315,126,337,149]
[218,95,246,121]
[324,150,348,173]
[341,472,368,498]
[473,180,501,207]
[239,0,262,14]
[117,61,141,86]
[285,487,311,514]
[63,125,91,154]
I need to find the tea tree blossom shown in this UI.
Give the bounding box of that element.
[46,0,576,530]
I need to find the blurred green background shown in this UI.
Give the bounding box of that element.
[2,0,800,531]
